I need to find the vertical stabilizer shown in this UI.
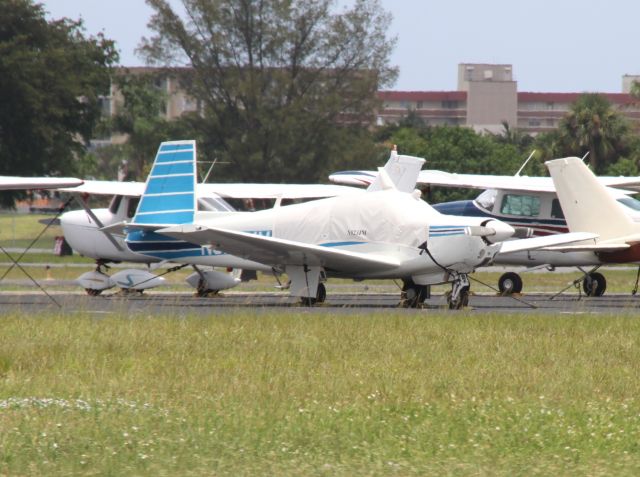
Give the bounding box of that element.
[131,140,197,226]
[546,157,638,240]
[367,146,426,193]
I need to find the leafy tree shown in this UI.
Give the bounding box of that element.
[556,93,629,173]
[137,0,397,183]
[385,126,535,203]
[631,80,640,100]
[0,0,118,204]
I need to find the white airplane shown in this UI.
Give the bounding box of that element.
[329,164,640,296]
[57,155,363,295]
[131,141,595,308]
[547,156,640,293]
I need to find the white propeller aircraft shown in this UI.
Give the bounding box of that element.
[129,141,596,308]
[329,162,640,296]
[57,158,363,295]
[546,156,640,294]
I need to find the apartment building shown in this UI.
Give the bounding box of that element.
[378,64,640,134]
[98,65,640,144]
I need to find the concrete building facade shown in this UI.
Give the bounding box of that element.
[378,63,640,134]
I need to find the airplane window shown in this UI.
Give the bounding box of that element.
[198,197,236,212]
[127,197,140,218]
[475,189,497,210]
[108,195,123,214]
[551,199,565,219]
[617,197,640,211]
[500,194,540,217]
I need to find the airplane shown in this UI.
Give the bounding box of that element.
[127,141,596,309]
[57,160,364,295]
[546,156,640,293]
[329,164,640,296]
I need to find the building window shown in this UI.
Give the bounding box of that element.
[528,119,541,127]
[442,100,458,109]
[500,194,540,217]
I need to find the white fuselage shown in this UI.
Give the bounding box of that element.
[189,189,509,284]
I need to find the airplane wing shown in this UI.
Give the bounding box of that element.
[158,224,401,273]
[497,232,599,255]
[0,176,83,190]
[58,179,145,196]
[59,180,361,200]
[200,183,363,199]
[330,168,640,194]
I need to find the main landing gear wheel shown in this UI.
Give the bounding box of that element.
[300,283,327,306]
[196,279,219,297]
[85,288,103,296]
[583,272,606,297]
[400,280,430,308]
[498,272,523,295]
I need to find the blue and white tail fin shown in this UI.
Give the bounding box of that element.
[367,146,426,193]
[131,140,197,226]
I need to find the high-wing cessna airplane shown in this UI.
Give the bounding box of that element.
[130,141,595,308]
[329,165,640,296]
[57,162,363,295]
[547,156,640,293]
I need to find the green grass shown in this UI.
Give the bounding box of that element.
[1,312,640,475]
[0,213,63,250]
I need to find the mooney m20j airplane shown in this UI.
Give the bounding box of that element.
[329,161,640,296]
[58,154,362,295]
[122,140,595,308]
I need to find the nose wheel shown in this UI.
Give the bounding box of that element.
[447,274,470,309]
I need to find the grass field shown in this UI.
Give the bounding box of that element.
[2,312,640,475]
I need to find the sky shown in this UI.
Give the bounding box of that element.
[42,0,639,93]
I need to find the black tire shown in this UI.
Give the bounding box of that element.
[85,288,102,296]
[498,272,523,294]
[316,283,327,303]
[583,272,606,297]
[401,280,429,308]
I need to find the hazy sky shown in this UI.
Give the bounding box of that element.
[43,0,639,93]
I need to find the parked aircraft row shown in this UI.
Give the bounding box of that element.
[4,143,640,307]
[58,142,592,308]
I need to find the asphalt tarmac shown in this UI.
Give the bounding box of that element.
[1,290,640,315]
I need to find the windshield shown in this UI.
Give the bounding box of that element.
[475,189,497,210]
[617,197,640,212]
[198,196,236,212]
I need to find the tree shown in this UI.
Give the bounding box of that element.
[0,0,118,202]
[138,0,397,183]
[557,93,629,173]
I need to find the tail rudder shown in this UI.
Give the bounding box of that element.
[546,157,638,240]
[367,146,426,193]
[132,140,197,226]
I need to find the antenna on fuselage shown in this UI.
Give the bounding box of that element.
[515,150,537,177]
[581,151,590,164]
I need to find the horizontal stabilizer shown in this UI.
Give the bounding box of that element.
[498,232,598,255]
[158,224,401,273]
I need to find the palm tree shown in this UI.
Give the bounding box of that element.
[558,94,629,173]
